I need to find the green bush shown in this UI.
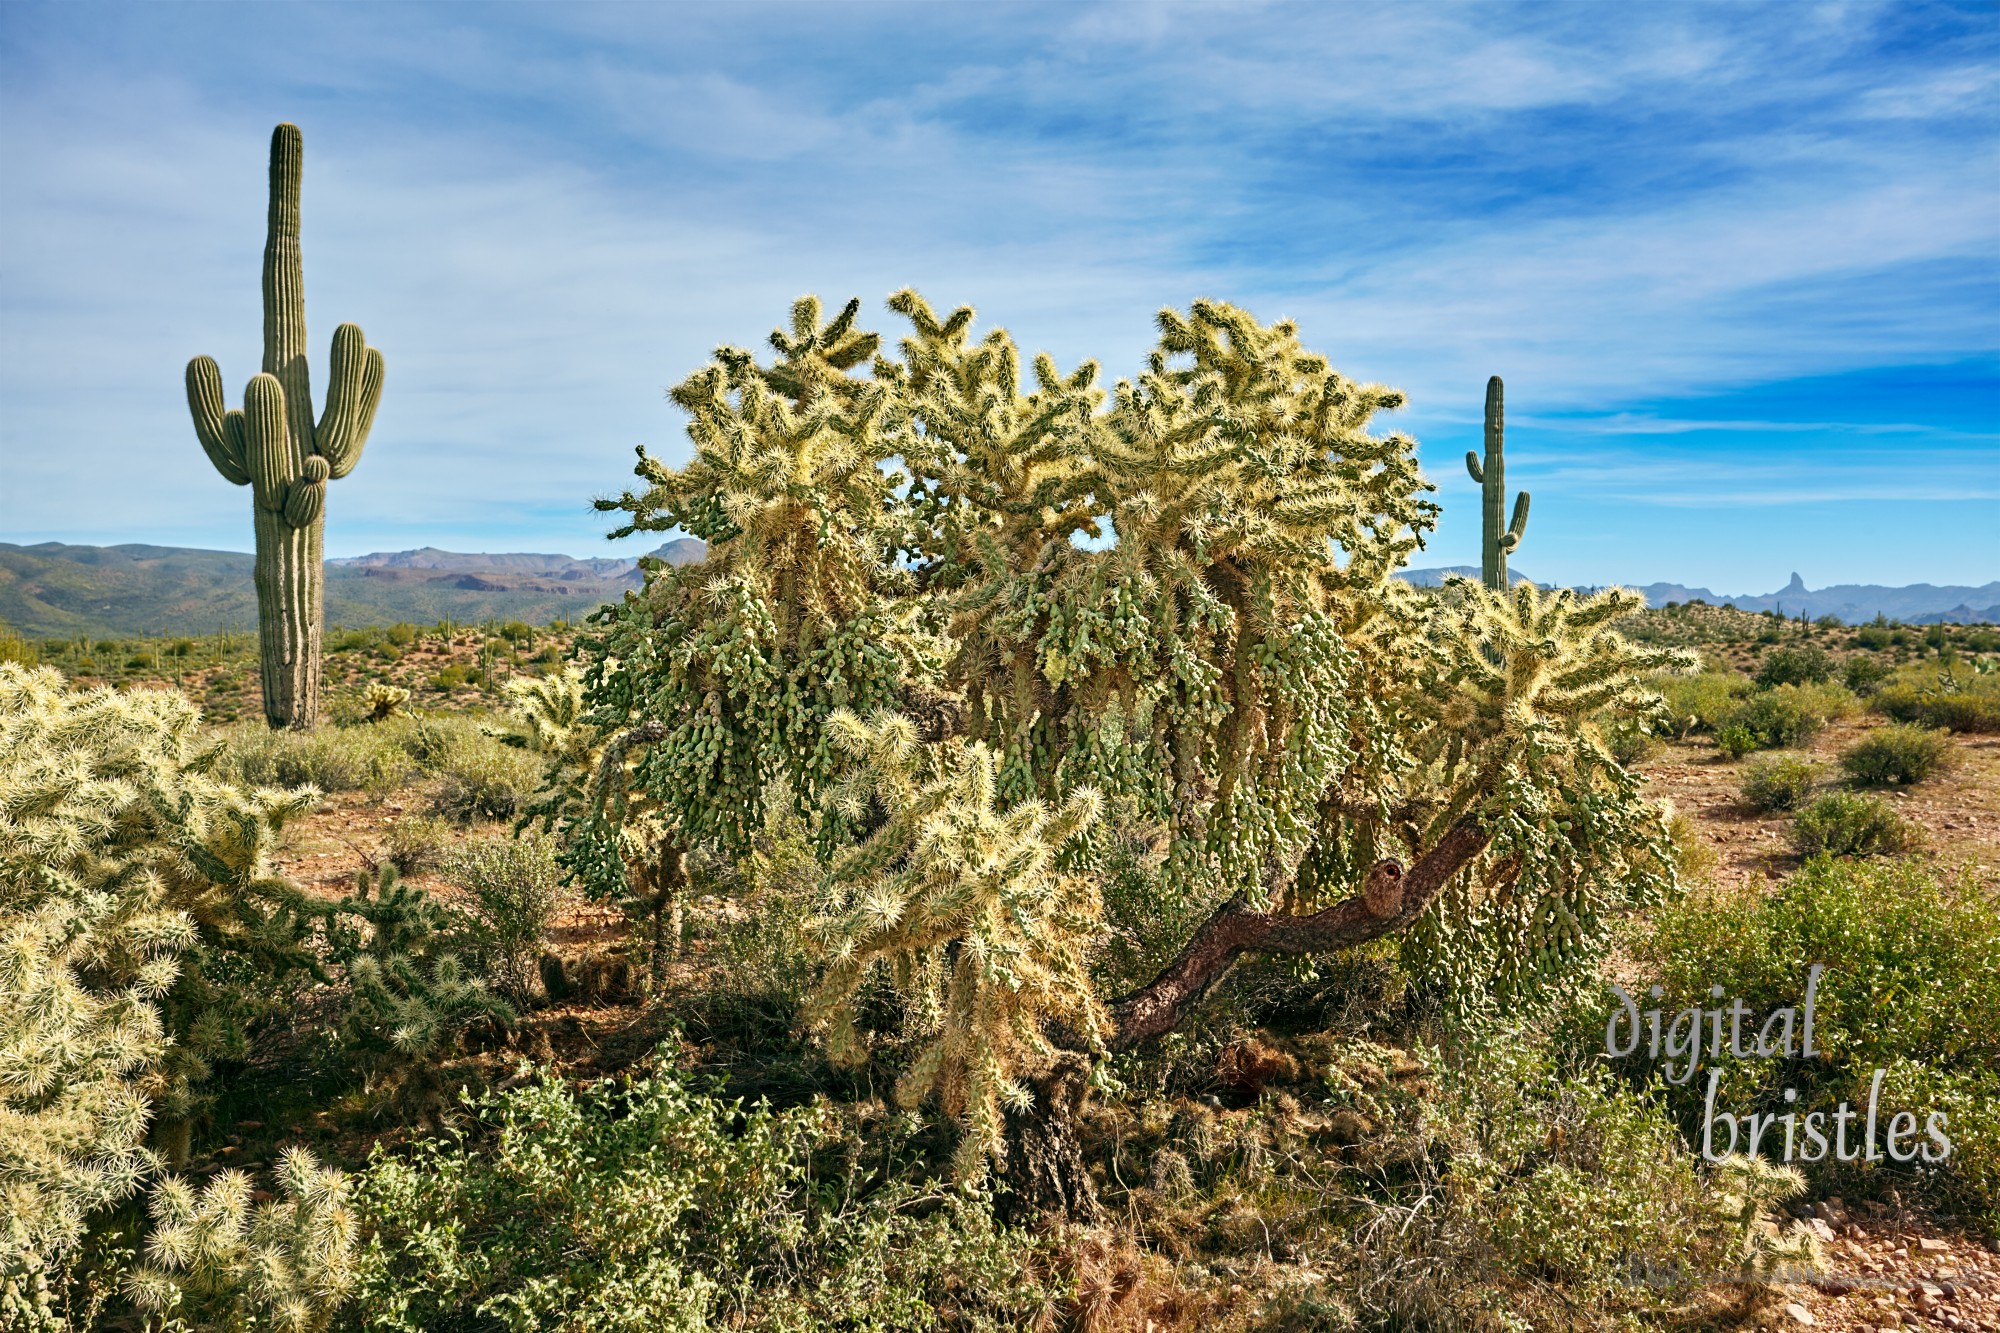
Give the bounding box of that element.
[1791,791,1914,858]
[446,833,566,1004]
[342,1056,1059,1332]
[1719,680,1855,754]
[1872,663,2000,733]
[385,623,418,647]
[425,739,543,823]
[1603,715,1658,765]
[1715,722,1758,759]
[1754,644,1834,689]
[430,664,473,691]
[1633,859,1999,1221]
[1739,753,1818,811]
[1841,654,1891,696]
[222,723,420,795]
[1839,724,1953,786]
[382,814,453,876]
[1339,1031,1814,1323]
[1653,670,1752,739]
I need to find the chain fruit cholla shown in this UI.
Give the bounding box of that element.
[1465,375,1528,590]
[185,123,384,730]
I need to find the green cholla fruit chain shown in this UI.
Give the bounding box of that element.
[185,123,384,729]
[1465,375,1529,590]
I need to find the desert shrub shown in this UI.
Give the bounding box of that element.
[384,623,417,648]
[341,1056,1060,1332]
[1792,791,1914,858]
[1754,644,1834,689]
[1660,805,1718,885]
[0,628,38,665]
[1839,724,1953,786]
[1633,859,1999,1219]
[1333,1031,1814,1325]
[390,716,545,823]
[1739,753,1818,811]
[1714,722,1759,759]
[425,742,542,823]
[430,664,474,692]
[381,815,453,877]
[222,723,418,795]
[445,833,565,1004]
[1653,670,1752,739]
[1872,662,2000,733]
[1841,654,1891,696]
[1719,680,1855,754]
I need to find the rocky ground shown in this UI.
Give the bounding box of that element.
[1639,721,2000,890]
[1778,1201,1999,1331]
[1635,722,1997,1332]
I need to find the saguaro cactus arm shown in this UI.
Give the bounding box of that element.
[1464,450,1483,485]
[187,358,251,486]
[244,373,296,511]
[284,456,331,529]
[1501,490,1530,553]
[314,322,385,478]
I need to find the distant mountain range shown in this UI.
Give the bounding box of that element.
[2,542,1991,638]
[0,540,705,638]
[1401,567,2000,625]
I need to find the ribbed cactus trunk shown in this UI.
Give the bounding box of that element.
[186,124,382,730]
[1465,375,1529,591]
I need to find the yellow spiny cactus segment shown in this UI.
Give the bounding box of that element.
[1421,581,1694,791]
[609,296,901,649]
[802,710,1105,1179]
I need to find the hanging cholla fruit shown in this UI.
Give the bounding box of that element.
[186,123,384,730]
[1464,376,1528,590]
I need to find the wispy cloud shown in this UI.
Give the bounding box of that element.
[0,0,1994,589]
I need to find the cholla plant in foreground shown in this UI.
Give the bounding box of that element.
[802,711,1107,1181]
[0,664,322,1309]
[126,1146,356,1333]
[571,296,1688,1217]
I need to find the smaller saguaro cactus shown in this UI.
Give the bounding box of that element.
[186,122,384,730]
[1465,375,1529,590]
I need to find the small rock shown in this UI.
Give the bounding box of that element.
[1807,1218,1838,1242]
[1918,1238,1950,1254]
[1783,1302,1815,1326]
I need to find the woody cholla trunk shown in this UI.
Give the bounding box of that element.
[186,123,383,730]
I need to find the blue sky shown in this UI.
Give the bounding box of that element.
[1,0,1995,593]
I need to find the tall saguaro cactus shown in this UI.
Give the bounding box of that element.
[186,123,383,730]
[1464,375,1528,590]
